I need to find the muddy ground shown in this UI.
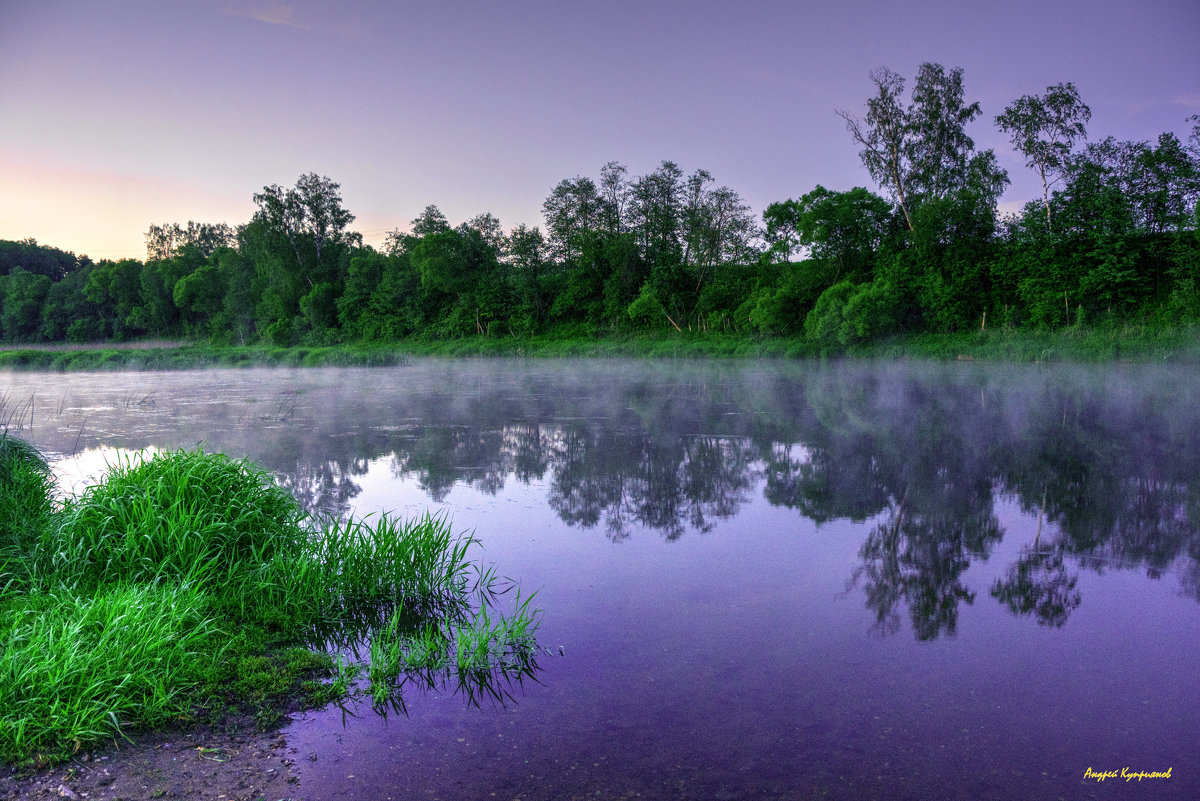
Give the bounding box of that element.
[1,720,308,801]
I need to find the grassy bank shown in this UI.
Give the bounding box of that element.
[2,325,1199,370]
[842,325,1200,362]
[0,437,539,768]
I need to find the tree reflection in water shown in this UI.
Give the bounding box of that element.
[25,362,1200,640]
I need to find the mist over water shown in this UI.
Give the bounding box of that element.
[5,359,1199,799]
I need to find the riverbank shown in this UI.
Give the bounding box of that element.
[1,715,301,801]
[2,326,1199,370]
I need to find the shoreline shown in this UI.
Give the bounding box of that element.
[1,327,1198,370]
[1,716,301,801]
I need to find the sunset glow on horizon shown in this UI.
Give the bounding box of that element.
[3,0,1197,261]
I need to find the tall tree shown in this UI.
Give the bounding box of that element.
[598,161,631,236]
[504,223,550,329]
[1128,132,1200,236]
[542,177,601,263]
[839,63,998,231]
[906,64,983,201]
[630,161,685,267]
[145,222,234,261]
[838,67,915,230]
[249,173,358,339]
[762,199,803,264]
[464,212,505,253]
[251,173,356,269]
[996,82,1091,226]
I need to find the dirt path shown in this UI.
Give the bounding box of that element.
[1,722,304,801]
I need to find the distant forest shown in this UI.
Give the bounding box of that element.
[2,63,1198,347]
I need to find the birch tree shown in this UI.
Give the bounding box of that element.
[996,82,1091,227]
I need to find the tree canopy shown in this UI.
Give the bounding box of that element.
[2,62,1197,348]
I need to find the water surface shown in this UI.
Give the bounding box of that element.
[5,359,1198,800]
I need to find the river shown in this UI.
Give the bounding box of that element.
[4,358,1198,800]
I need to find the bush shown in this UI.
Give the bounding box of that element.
[804,280,858,344]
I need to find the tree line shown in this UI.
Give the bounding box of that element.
[2,62,1198,346]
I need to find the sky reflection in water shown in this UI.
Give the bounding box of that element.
[6,359,1199,800]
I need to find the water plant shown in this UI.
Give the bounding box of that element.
[365,593,540,712]
[0,440,541,767]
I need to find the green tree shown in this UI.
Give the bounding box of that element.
[905,63,983,202]
[409,216,507,336]
[39,264,102,342]
[368,252,426,339]
[83,259,145,339]
[1128,132,1199,236]
[504,223,551,332]
[145,222,234,261]
[250,173,359,339]
[410,205,451,237]
[678,177,758,314]
[542,177,601,264]
[542,175,607,326]
[213,247,258,344]
[172,260,226,337]
[1055,154,1140,320]
[254,173,356,267]
[762,199,802,263]
[629,161,684,269]
[0,238,78,280]
[791,186,894,284]
[839,63,999,231]
[839,67,914,229]
[995,82,1091,227]
[0,268,52,342]
[337,249,388,338]
[131,249,200,336]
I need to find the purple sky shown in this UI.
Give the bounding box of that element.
[2,0,1197,261]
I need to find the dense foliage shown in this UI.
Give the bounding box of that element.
[2,64,1197,348]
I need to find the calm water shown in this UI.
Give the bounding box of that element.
[4,359,1199,800]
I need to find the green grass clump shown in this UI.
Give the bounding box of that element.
[299,514,476,616]
[0,434,55,599]
[53,450,306,600]
[0,439,540,767]
[365,589,540,712]
[368,610,449,705]
[0,584,214,764]
[454,594,540,675]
